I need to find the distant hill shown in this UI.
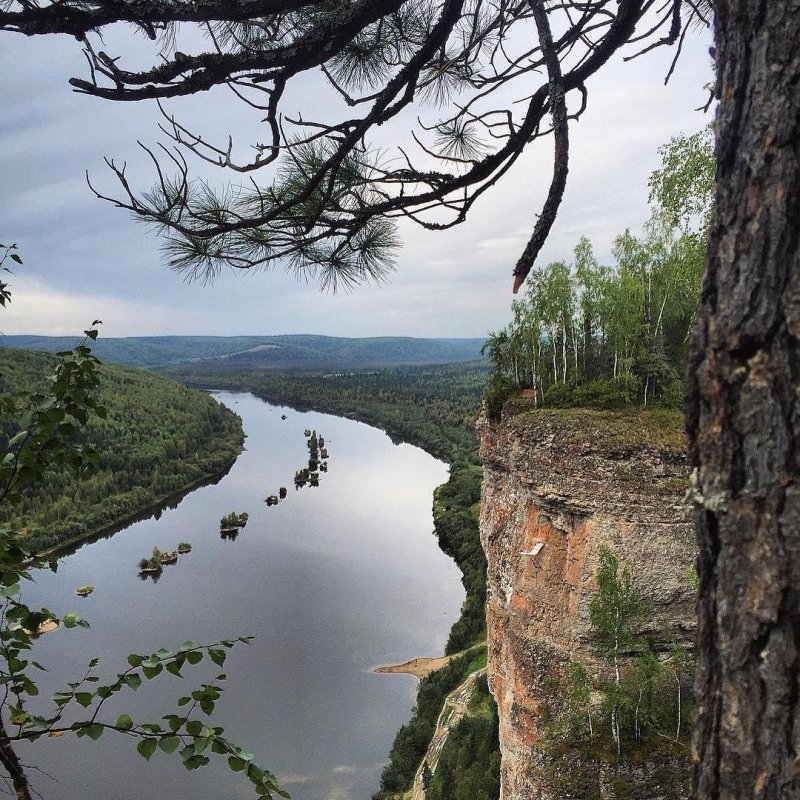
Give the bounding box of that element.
[4,335,487,369]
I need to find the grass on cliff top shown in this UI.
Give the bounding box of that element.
[504,402,686,455]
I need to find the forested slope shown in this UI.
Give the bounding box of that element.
[162,362,487,462]
[5,334,486,370]
[0,346,243,552]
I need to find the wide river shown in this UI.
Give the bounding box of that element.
[18,392,464,800]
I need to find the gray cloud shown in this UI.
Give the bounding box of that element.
[0,24,712,338]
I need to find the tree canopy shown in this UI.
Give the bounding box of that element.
[482,127,712,409]
[0,0,711,290]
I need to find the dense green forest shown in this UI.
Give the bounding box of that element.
[161,361,487,462]
[5,334,486,370]
[0,346,244,552]
[484,128,713,412]
[425,675,501,800]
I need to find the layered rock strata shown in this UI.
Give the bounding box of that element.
[478,403,695,799]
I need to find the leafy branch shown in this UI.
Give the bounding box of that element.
[0,277,284,799]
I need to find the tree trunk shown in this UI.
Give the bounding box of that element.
[687,3,800,799]
[0,720,31,800]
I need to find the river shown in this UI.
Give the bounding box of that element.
[17,392,465,800]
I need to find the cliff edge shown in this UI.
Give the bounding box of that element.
[478,402,696,799]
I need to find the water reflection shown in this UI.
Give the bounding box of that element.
[19,393,464,800]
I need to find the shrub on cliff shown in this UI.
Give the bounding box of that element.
[545,548,695,770]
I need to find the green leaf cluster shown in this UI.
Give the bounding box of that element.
[0,321,282,798]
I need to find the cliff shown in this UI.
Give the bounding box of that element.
[477,402,696,799]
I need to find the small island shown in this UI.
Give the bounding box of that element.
[138,546,166,575]
[220,511,249,533]
[138,542,192,576]
[75,585,95,597]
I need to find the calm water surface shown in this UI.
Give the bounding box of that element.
[19,392,464,800]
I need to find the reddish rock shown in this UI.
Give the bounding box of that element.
[478,405,695,799]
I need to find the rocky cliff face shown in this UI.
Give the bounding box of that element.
[477,403,696,800]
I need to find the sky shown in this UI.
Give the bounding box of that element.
[0,12,713,339]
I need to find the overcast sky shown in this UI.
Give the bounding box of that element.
[0,16,712,339]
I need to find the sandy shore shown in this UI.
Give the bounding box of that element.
[373,655,455,679]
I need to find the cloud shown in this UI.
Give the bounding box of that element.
[275,773,312,786]
[332,765,359,775]
[0,276,206,337]
[0,21,713,338]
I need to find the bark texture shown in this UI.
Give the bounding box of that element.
[687,2,800,799]
[0,720,30,800]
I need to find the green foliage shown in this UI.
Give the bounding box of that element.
[0,327,283,799]
[0,346,243,552]
[0,243,22,310]
[482,373,517,421]
[487,223,702,408]
[648,126,715,236]
[485,129,712,411]
[433,467,486,654]
[542,376,640,409]
[220,512,246,529]
[590,548,650,657]
[139,546,165,573]
[546,548,695,773]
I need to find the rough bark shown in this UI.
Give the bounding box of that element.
[686,2,800,799]
[0,720,31,800]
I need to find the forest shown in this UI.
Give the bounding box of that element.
[5,334,486,371]
[484,128,713,413]
[0,346,244,552]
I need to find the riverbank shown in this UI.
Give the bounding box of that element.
[374,655,457,679]
[37,457,239,559]
[1,350,246,554]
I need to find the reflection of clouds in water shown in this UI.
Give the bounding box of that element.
[319,764,378,800]
[277,773,313,786]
